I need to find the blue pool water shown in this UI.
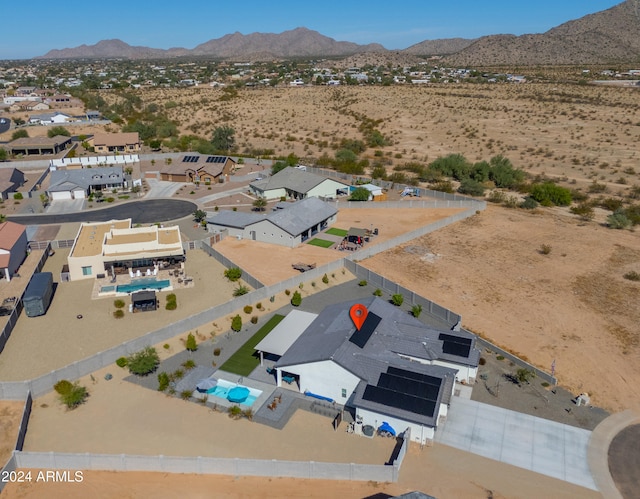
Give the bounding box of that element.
[116,278,171,294]
[100,285,116,293]
[207,379,262,407]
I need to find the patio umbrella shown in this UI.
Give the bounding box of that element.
[195,378,217,393]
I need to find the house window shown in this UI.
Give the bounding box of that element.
[341,389,347,398]
[81,266,92,276]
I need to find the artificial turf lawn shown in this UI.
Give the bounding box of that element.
[325,227,348,237]
[307,238,334,248]
[219,314,285,376]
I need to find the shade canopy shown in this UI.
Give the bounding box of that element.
[227,386,250,403]
[195,378,218,393]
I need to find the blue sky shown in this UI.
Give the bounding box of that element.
[1,0,622,59]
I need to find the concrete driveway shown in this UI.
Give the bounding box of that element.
[435,397,597,490]
[145,179,185,198]
[46,199,86,214]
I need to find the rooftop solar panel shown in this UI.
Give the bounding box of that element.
[378,373,440,401]
[438,333,472,358]
[348,312,382,348]
[387,366,442,387]
[363,385,437,418]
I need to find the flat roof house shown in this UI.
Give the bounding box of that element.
[249,167,349,200]
[0,221,27,281]
[47,166,124,200]
[272,296,480,445]
[159,154,235,183]
[67,219,184,281]
[91,133,140,154]
[9,136,72,156]
[206,197,337,247]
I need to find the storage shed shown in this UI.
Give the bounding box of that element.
[132,291,157,312]
[23,272,54,317]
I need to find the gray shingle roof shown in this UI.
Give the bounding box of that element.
[48,166,124,192]
[206,210,265,229]
[250,167,347,195]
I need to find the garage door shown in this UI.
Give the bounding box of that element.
[72,189,86,199]
[51,191,72,200]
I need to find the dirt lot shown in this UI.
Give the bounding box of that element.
[364,204,640,413]
[0,401,23,465]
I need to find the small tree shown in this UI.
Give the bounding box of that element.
[349,187,371,201]
[211,126,236,152]
[193,209,207,223]
[185,333,197,352]
[157,372,170,391]
[291,290,302,307]
[60,383,88,409]
[47,126,71,138]
[515,368,535,385]
[11,129,28,140]
[252,197,267,211]
[391,294,404,306]
[127,346,160,376]
[231,314,242,332]
[224,267,242,282]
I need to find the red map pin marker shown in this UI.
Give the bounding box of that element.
[350,304,368,331]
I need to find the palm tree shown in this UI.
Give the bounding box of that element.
[252,198,267,212]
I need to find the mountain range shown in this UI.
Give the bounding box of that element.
[39,1,640,65]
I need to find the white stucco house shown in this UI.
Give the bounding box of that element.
[249,167,349,200]
[206,197,337,248]
[269,296,480,445]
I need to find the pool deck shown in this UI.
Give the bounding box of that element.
[91,267,194,299]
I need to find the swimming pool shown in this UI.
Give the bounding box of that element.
[116,278,171,294]
[207,379,263,407]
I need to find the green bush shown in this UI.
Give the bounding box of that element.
[114,299,126,309]
[163,343,170,350]
[607,211,632,229]
[243,305,253,314]
[291,290,302,307]
[13,192,23,200]
[166,293,177,302]
[157,372,170,391]
[411,304,422,318]
[127,346,160,376]
[54,380,73,395]
[113,309,125,319]
[115,357,128,368]
[231,315,242,332]
[224,267,242,282]
[256,302,263,309]
[519,197,538,210]
[60,383,88,409]
[529,183,572,206]
[250,316,258,324]
[458,178,485,197]
[228,405,243,419]
[391,294,404,306]
[322,273,329,284]
[233,285,249,297]
[284,289,291,296]
[180,390,193,400]
[166,300,177,311]
[185,333,197,352]
[373,288,383,297]
[569,202,595,221]
[182,359,196,370]
[358,280,368,286]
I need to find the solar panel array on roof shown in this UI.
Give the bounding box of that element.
[363,385,437,418]
[361,365,443,418]
[205,156,226,163]
[438,333,472,358]
[182,155,199,163]
[348,312,381,348]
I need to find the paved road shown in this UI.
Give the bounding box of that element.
[435,397,597,490]
[7,199,197,225]
[608,424,640,499]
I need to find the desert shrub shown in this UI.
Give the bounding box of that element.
[284,289,291,296]
[13,192,23,200]
[114,299,125,309]
[607,210,632,229]
[322,274,329,284]
[231,315,242,332]
[515,368,535,385]
[54,380,73,395]
[166,300,177,311]
[213,347,222,356]
[180,390,193,400]
[458,178,485,197]
[250,316,258,324]
[487,190,506,204]
[233,285,249,296]
[224,267,242,281]
[391,294,404,306]
[373,288,383,297]
[113,309,125,319]
[127,346,160,376]
[60,383,88,409]
[569,202,595,221]
[115,357,128,368]
[181,359,196,370]
[623,271,640,281]
[243,408,254,421]
[539,244,552,255]
[163,343,170,350]
[166,293,177,302]
[358,280,368,286]
[598,197,623,212]
[541,382,550,388]
[496,355,505,361]
[185,333,197,352]
[228,405,243,419]
[291,291,302,307]
[570,189,589,203]
[478,357,486,366]
[243,305,253,314]
[256,302,263,309]
[588,181,607,194]
[529,183,572,206]
[411,304,422,318]
[519,197,538,210]
[430,180,454,193]
[157,372,170,391]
